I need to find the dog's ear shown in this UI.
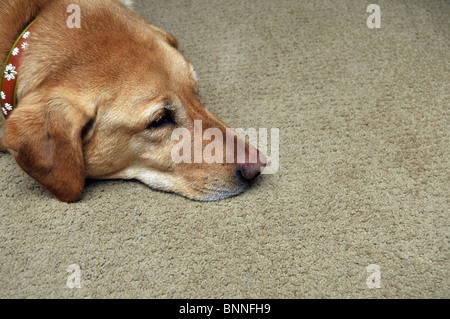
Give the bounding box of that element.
[162,31,178,49]
[3,91,91,203]
[149,25,178,49]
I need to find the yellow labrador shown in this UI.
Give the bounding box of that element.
[0,0,265,202]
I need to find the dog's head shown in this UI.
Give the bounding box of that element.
[3,0,265,202]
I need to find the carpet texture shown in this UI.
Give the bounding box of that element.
[0,0,448,298]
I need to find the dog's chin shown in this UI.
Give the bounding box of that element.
[182,181,253,202]
[195,186,250,202]
[131,170,254,201]
[139,182,248,202]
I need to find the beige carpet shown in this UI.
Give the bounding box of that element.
[0,0,448,298]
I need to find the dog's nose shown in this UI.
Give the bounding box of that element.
[236,148,266,181]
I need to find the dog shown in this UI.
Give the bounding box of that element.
[0,0,265,203]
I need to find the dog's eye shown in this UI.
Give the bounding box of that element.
[146,110,175,129]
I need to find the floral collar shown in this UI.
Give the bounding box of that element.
[1,17,39,119]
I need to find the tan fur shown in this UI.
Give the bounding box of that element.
[0,0,264,202]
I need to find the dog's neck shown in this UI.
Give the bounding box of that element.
[0,0,54,61]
